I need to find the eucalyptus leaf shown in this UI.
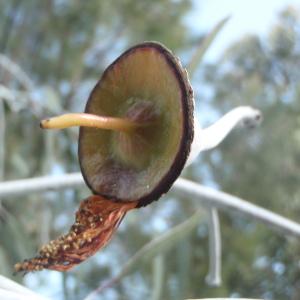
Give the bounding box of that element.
[187,16,230,78]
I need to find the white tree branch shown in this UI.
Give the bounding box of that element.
[0,173,300,238]
[0,99,5,180]
[173,178,300,238]
[0,275,50,300]
[0,173,85,197]
[205,207,222,287]
[0,54,34,91]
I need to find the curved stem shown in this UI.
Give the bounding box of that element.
[40,113,141,132]
[198,106,261,152]
[0,54,34,91]
[205,207,222,286]
[186,106,262,166]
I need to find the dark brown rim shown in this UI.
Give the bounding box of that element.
[79,41,194,207]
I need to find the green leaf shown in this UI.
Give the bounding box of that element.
[187,16,231,78]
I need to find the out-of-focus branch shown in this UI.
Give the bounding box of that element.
[151,254,165,300]
[0,53,34,91]
[186,16,230,77]
[172,178,300,238]
[0,99,5,179]
[0,173,299,238]
[205,207,221,287]
[0,85,15,103]
[0,173,86,197]
[84,210,203,299]
[0,85,32,113]
[185,298,262,300]
[0,275,50,300]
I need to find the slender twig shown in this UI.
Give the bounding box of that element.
[0,99,5,180]
[0,173,299,238]
[0,53,34,91]
[84,210,203,299]
[205,208,221,286]
[0,173,85,197]
[0,85,14,104]
[172,178,300,238]
[151,255,165,300]
[0,85,27,112]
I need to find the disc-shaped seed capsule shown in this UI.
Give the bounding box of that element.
[79,42,194,206]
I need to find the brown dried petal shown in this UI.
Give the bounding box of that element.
[15,195,137,273]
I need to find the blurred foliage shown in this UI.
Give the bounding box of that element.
[200,5,300,300]
[0,1,300,300]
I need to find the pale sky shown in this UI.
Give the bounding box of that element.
[190,0,300,61]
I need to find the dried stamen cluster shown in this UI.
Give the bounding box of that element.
[15,195,137,273]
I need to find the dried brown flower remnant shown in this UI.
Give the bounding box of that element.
[15,42,194,273]
[15,195,137,272]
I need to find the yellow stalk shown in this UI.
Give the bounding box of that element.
[40,113,140,132]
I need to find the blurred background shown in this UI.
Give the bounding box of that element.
[1,1,300,299]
